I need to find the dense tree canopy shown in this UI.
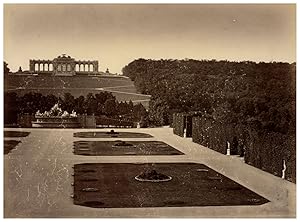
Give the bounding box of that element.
[123,59,295,134]
[4,91,147,124]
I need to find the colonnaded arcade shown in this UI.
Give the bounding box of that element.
[29,54,99,76]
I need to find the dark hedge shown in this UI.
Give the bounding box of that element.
[192,116,237,154]
[244,128,296,183]
[172,113,184,137]
[17,114,35,128]
[173,112,201,137]
[192,116,296,183]
[96,116,134,128]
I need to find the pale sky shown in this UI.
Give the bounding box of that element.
[4,4,296,73]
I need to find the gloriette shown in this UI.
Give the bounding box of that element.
[29,54,99,76]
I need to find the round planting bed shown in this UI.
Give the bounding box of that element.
[112,141,134,148]
[135,169,172,182]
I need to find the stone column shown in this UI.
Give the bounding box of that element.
[91,64,94,73]
[29,60,34,72]
[93,61,98,73]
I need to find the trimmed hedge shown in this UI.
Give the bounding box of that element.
[77,115,96,128]
[245,128,296,183]
[173,112,201,137]
[17,114,35,128]
[192,116,296,183]
[173,113,185,137]
[192,116,239,155]
[96,116,134,128]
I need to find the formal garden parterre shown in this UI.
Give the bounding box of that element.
[72,163,269,208]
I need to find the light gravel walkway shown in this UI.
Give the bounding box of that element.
[3,127,296,218]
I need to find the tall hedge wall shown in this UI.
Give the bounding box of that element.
[173,113,185,137]
[192,116,239,155]
[245,128,296,183]
[173,112,201,137]
[192,116,296,183]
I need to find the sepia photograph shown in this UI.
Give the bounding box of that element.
[3,2,296,218]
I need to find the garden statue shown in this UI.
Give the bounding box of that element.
[32,103,79,128]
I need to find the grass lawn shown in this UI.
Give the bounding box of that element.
[5,75,134,89]
[73,163,269,208]
[5,75,150,107]
[73,131,153,138]
[73,141,184,156]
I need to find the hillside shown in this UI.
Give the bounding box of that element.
[4,75,150,108]
[123,59,295,131]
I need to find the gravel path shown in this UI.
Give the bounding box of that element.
[4,127,296,218]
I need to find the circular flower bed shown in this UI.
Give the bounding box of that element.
[135,169,172,182]
[113,141,134,147]
[106,130,119,135]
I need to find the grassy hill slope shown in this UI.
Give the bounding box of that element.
[5,75,150,108]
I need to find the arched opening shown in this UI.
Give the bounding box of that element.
[49,64,53,71]
[85,64,89,72]
[75,64,80,72]
[35,64,39,72]
[39,63,43,71]
[62,64,66,72]
[80,64,84,72]
[67,64,71,72]
[44,64,48,71]
[89,64,93,72]
[57,64,62,72]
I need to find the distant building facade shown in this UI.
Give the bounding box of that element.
[29,54,99,76]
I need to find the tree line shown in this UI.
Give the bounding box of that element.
[4,91,147,124]
[122,59,295,135]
